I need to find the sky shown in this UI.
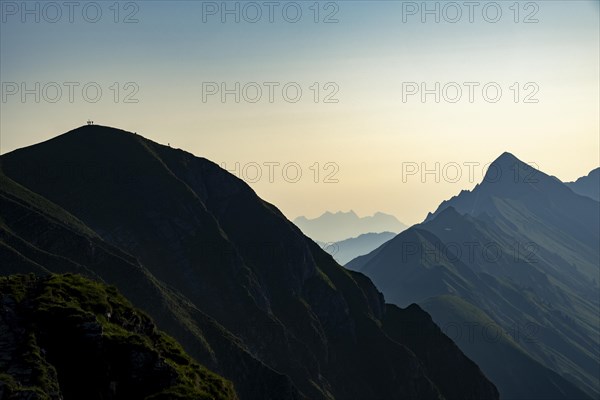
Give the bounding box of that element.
[1,0,599,225]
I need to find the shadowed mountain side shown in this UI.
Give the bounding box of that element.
[348,152,599,399]
[348,226,481,306]
[382,302,500,400]
[0,274,238,400]
[348,221,595,400]
[0,125,499,400]
[316,232,396,265]
[0,170,303,399]
[421,295,593,400]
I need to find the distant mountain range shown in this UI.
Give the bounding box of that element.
[317,232,396,265]
[0,125,498,400]
[294,211,407,243]
[566,167,599,201]
[348,152,599,400]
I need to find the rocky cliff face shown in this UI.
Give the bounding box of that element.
[0,274,238,400]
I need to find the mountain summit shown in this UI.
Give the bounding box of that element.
[349,152,599,399]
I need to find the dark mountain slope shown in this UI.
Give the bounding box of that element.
[0,169,304,399]
[349,216,595,400]
[1,125,499,400]
[349,153,599,399]
[315,232,396,265]
[420,295,593,400]
[0,273,238,400]
[382,301,501,400]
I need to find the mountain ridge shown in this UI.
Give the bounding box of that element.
[566,168,600,201]
[0,125,499,400]
[316,232,396,265]
[294,210,407,243]
[348,152,599,399]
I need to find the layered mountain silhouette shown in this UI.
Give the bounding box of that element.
[0,125,499,400]
[348,152,600,399]
[294,211,407,243]
[566,168,600,201]
[317,232,396,265]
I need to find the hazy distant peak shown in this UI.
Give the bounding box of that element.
[304,210,385,221]
[319,210,358,218]
[294,210,407,243]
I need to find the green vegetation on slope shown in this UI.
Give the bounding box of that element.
[0,273,238,400]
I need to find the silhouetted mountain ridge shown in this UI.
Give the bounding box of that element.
[316,232,396,265]
[294,210,407,243]
[349,152,599,399]
[0,125,499,400]
[566,168,600,201]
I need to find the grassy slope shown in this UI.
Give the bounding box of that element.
[0,273,238,400]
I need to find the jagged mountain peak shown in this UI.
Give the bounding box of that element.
[426,152,584,222]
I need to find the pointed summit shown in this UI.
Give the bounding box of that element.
[426,152,587,222]
[492,151,519,165]
[481,152,533,185]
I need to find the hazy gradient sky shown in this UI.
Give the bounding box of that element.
[1,0,599,225]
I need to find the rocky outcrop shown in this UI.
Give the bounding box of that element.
[0,274,238,400]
